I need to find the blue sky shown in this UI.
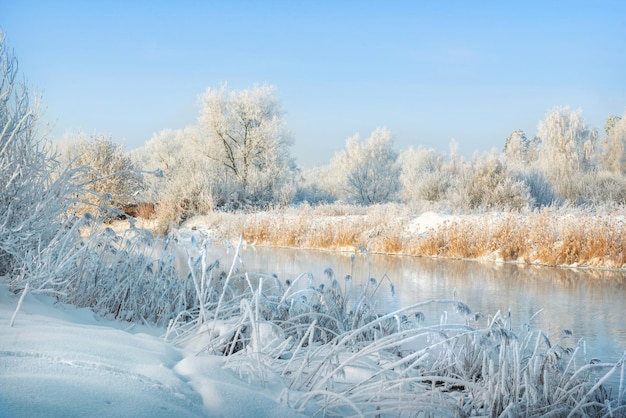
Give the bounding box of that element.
[2,1,625,166]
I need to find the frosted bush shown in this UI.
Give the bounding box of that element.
[132,128,218,231]
[399,145,451,204]
[535,106,598,202]
[331,128,401,204]
[515,169,558,208]
[55,133,143,214]
[450,152,531,211]
[293,165,338,204]
[584,171,626,205]
[0,32,79,280]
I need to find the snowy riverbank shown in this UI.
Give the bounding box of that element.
[178,205,626,270]
[0,284,305,417]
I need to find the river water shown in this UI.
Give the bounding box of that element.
[174,239,626,386]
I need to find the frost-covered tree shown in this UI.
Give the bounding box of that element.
[331,128,400,204]
[526,136,542,164]
[535,106,598,201]
[58,134,143,213]
[451,152,530,211]
[599,113,626,175]
[502,129,555,207]
[0,32,85,282]
[132,127,205,202]
[198,84,295,204]
[1,33,44,277]
[132,127,217,229]
[503,129,529,165]
[399,146,449,204]
[582,113,626,204]
[604,115,622,136]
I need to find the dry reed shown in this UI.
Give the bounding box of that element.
[181,204,626,270]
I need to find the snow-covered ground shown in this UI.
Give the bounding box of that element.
[0,285,304,417]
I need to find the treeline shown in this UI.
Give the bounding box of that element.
[56,85,626,232]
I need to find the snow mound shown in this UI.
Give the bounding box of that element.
[0,286,301,417]
[406,211,453,235]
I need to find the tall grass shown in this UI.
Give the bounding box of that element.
[182,204,626,270]
[164,240,626,416]
[412,207,626,269]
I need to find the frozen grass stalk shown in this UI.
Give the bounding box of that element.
[9,282,28,327]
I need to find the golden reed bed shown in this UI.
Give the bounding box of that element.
[181,204,626,271]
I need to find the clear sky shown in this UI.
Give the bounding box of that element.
[2,0,625,167]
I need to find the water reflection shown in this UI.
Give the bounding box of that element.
[175,241,626,374]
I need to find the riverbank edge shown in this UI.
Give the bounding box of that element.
[156,204,626,273]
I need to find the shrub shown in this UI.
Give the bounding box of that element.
[450,153,531,211]
[0,32,79,280]
[399,146,451,204]
[584,171,626,205]
[57,133,143,214]
[331,128,401,204]
[132,128,217,233]
[293,165,338,204]
[515,169,558,208]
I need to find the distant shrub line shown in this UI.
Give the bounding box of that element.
[124,105,626,232]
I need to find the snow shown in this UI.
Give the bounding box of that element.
[405,210,453,235]
[0,285,303,417]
